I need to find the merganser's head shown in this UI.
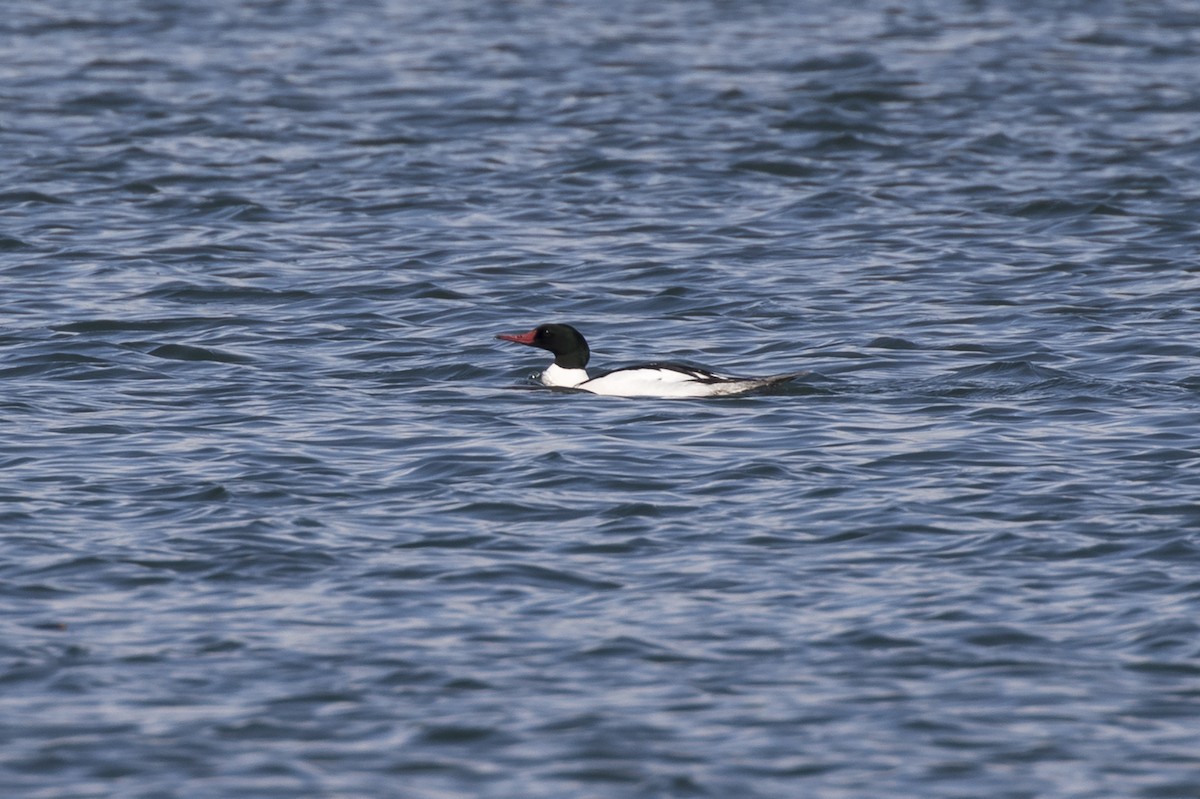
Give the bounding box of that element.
[496,323,590,369]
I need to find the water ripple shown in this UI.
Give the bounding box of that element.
[3,1,1200,798]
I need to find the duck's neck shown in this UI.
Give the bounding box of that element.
[541,363,589,388]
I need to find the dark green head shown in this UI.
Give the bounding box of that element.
[495,323,590,369]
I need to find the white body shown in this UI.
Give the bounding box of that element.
[540,363,786,398]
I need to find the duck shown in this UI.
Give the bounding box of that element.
[496,323,800,398]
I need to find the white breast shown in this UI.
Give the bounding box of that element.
[540,363,589,388]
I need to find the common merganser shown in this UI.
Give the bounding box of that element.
[496,323,801,398]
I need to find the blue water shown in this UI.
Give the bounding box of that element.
[4,1,1200,797]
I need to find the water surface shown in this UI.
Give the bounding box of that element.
[3,1,1200,797]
